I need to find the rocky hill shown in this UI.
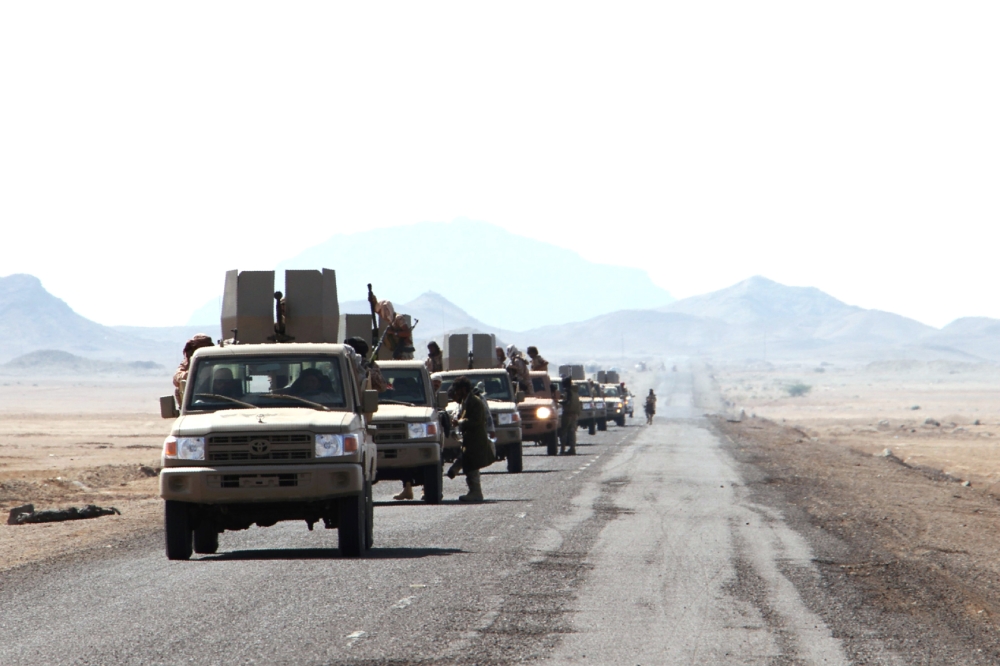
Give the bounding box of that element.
[0,274,169,364]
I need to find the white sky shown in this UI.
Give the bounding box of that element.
[1,2,997,328]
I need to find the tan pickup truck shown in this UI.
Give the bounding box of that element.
[600,383,627,427]
[433,369,524,473]
[519,371,560,456]
[370,360,445,503]
[159,343,379,560]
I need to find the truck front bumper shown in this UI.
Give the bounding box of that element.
[375,441,441,469]
[159,463,363,503]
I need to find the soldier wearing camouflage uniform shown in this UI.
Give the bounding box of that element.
[559,375,581,455]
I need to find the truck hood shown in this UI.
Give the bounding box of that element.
[173,408,361,436]
[487,400,517,414]
[445,400,517,415]
[370,405,437,423]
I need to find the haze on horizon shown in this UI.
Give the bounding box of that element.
[1,2,997,329]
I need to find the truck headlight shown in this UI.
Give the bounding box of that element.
[536,406,552,419]
[177,437,205,461]
[407,422,438,439]
[315,434,344,458]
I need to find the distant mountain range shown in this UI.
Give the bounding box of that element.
[3,272,999,370]
[515,276,996,364]
[271,219,674,332]
[0,350,166,376]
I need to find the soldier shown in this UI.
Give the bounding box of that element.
[451,376,495,502]
[425,340,444,373]
[495,346,507,369]
[559,376,581,455]
[526,346,549,372]
[172,334,214,405]
[644,389,657,425]
[506,345,533,395]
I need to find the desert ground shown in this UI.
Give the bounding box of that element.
[714,361,1000,491]
[0,376,171,571]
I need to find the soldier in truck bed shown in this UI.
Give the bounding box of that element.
[425,340,444,373]
[505,345,533,395]
[526,346,549,372]
[172,334,214,405]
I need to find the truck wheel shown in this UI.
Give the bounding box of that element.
[588,421,596,435]
[365,479,374,551]
[506,442,523,473]
[598,418,608,431]
[339,488,366,557]
[545,433,558,456]
[616,416,626,427]
[423,462,443,504]
[165,501,192,561]
[193,523,219,555]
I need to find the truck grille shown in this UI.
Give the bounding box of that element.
[373,422,408,444]
[207,433,313,463]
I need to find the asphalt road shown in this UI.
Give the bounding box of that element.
[0,371,852,665]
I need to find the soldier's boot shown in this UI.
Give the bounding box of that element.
[393,482,414,501]
[459,470,484,503]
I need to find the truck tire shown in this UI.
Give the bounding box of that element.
[365,479,374,551]
[339,488,367,557]
[598,418,607,431]
[588,421,596,435]
[545,432,558,456]
[615,416,626,427]
[193,522,219,555]
[165,501,192,561]
[423,461,443,504]
[506,442,523,473]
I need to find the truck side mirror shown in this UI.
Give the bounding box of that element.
[437,391,450,409]
[160,396,179,419]
[515,391,525,404]
[362,390,379,414]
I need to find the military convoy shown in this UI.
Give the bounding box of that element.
[159,268,638,560]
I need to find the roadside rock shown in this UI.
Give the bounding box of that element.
[924,418,941,427]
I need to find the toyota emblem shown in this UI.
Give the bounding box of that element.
[249,439,270,455]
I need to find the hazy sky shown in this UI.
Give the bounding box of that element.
[2,3,997,328]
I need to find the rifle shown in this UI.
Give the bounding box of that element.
[367,283,379,352]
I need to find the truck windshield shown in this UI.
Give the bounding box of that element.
[576,382,592,397]
[603,386,620,397]
[186,355,347,412]
[438,374,513,402]
[378,368,428,406]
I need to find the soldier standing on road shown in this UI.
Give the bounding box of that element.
[644,389,657,425]
[559,376,581,455]
[451,376,495,502]
[526,346,549,372]
[425,341,444,373]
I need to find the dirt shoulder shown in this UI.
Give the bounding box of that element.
[716,416,1000,664]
